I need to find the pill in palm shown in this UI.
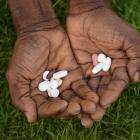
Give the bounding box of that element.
[56,79,63,86]
[102,57,111,71]
[49,78,59,89]
[92,53,112,74]
[53,70,68,79]
[48,88,60,98]
[38,80,50,92]
[92,63,103,74]
[47,88,54,97]
[38,70,68,97]
[97,53,106,63]
[43,71,49,80]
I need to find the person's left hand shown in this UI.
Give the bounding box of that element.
[67,0,140,127]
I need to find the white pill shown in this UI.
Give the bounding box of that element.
[49,78,59,89]
[51,78,63,87]
[47,89,52,97]
[92,63,103,74]
[57,79,62,86]
[43,71,49,80]
[97,53,106,63]
[48,88,60,98]
[102,57,111,71]
[53,70,68,79]
[38,81,50,92]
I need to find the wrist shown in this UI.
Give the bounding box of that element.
[8,0,59,36]
[17,17,59,37]
[69,0,109,14]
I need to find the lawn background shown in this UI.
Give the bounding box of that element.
[0,0,140,139]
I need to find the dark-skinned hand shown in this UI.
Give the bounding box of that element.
[67,0,140,127]
[7,0,99,125]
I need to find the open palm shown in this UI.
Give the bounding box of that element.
[6,26,99,123]
[67,1,140,122]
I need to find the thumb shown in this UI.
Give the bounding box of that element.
[80,113,93,128]
[18,96,37,123]
[6,71,37,123]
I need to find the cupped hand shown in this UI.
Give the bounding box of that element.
[67,0,140,125]
[6,25,99,123]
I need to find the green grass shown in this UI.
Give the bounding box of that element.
[0,0,140,139]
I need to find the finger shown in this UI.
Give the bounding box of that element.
[60,89,75,101]
[60,90,81,117]
[71,80,99,113]
[98,75,111,96]
[127,58,140,82]
[88,77,100,92]
[71,79,99,103]
[124,39,140,82]
[80,100,96,114]
[100,67,129,107]
[61,90,96,115]
[91,105,106,122]
[32,94,68,118]
[6,73,37,123]
[89,76,109,121]
[62,100,81,117]
[80,113,93,128]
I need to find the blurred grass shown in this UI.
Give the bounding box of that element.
[0,0,140,139]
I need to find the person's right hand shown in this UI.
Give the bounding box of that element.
[6,25,99,123]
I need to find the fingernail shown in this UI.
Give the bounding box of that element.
[81,119,93,128]
[75,108,81,115]
[25,112,36,123]
[134,72,140,82]
[100,101,110,108]
[103,104,110,108]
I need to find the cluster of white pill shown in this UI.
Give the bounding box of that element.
[38,70,68,98]
[92,53,112,74]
